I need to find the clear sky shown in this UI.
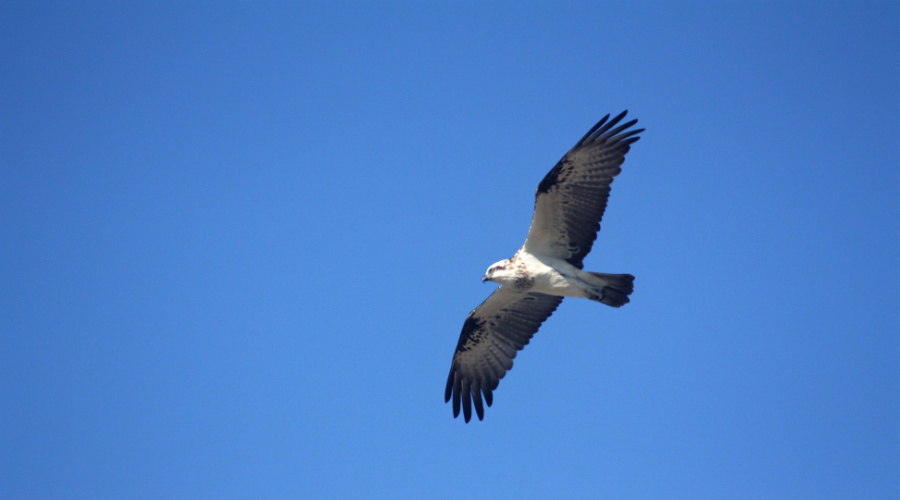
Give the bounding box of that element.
[2,1,898,498]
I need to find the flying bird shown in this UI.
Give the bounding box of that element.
[445,111,643,422]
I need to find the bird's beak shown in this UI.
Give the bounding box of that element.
[482,276,490,283]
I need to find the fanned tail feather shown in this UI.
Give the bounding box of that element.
[582,272,634,307]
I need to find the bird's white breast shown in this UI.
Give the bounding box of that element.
[516,249,585,297]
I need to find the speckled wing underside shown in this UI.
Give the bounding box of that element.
[523,111,643,269]
[444,288,563,422]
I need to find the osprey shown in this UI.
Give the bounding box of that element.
[445,111,643,422]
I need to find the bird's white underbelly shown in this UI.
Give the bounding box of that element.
[518,251,587,298]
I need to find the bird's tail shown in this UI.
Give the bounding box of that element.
[580,272,634,307]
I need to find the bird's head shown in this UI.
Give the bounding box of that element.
[482,259,514,284]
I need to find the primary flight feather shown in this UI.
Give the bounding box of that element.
[445,111,643,422]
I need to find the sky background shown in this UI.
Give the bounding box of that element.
[2,1,898,498]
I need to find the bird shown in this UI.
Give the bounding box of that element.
[444,111,643,422]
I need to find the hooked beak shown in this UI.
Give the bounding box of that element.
[482,276,490,283]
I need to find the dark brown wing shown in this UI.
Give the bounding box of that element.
[523,111,643,269]
[444,288,563,422]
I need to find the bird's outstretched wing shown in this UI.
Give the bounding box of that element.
[523,111,643,269]
[445,288,563,422]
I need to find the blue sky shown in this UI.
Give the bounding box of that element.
[2,1,898,498]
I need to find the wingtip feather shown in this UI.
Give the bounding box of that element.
[444,370,453,403]
[462,383,472,423]
[452,375,461,418]
[576,113,612,146]
[472,386,485,421]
